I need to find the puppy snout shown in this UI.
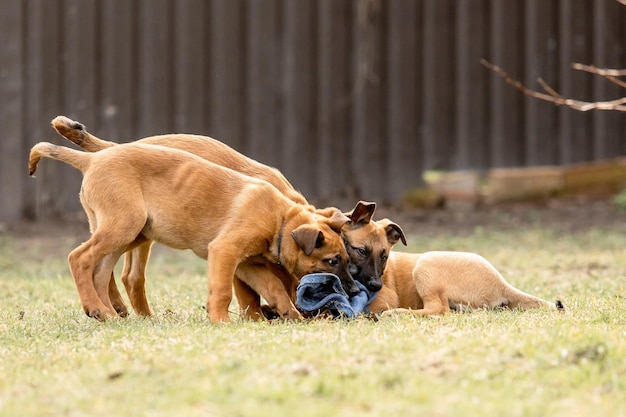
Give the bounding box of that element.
[366,278,382,292]
[347,281,360,297]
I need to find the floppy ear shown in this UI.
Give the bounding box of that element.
[344,201,377,225]
[324,208,351,232]
[377,218,407,246]
[291,225,325,256]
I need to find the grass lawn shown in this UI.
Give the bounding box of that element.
[1,205,625,417]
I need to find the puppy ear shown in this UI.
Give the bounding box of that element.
[323,208,351,232]
[291,225,325,256]
[377,218,407,246]
[344,201,376,225]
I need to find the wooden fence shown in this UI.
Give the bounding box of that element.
[1,0,625,222]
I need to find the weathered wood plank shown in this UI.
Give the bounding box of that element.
[137,0,174,137]
[351,0,388,202]
[422,0,455,171]
[455,0,489,170]
[100,0,137,142]
[592,0,626,159]
[281,1,318,197]
[246,0,282,167]
[317,0,353,204]
[174,0,208,134]
[524,0,559,166]
[209,0,246,150]
[387,0,422,200]
[558,0,593,164]
[0,0,24,222]
[489,0,525,168]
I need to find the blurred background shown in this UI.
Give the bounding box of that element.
[1,0,625,224]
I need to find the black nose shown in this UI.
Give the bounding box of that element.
[367,279,382,292]
[347,282,360,297]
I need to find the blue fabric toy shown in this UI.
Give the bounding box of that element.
[295,273,378,318]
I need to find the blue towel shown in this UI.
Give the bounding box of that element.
[295,273,378,318]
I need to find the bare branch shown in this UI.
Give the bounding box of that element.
[481,58,626,112]
[537,77,562,98]
[572,63,626,88]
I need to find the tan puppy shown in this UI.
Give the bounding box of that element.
[362,221,564,315]
[51,116,404,319]
[29,141,358,323]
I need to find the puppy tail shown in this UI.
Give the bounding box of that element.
[51,115,117,152]
[505,286,564,311]
[29,142,91,176]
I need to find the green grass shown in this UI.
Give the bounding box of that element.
[1,221,625,417]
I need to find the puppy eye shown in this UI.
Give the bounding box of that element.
[326,258,339,267]
[352,246,368,257]
[381,252,388,262]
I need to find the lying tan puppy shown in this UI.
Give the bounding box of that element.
[51,116,405,319]
[363,221,564,315]
[29,141,358,323]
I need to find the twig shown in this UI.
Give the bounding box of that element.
[480,58,626,112]
[572,63,626,89]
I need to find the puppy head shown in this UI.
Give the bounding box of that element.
[288,216,359,297]
[341,202,406,292]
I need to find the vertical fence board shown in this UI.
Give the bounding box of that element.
[524,0,559,166]
[422,0,455,171]
[351,0,388,202]
[174,0,208,134]
[387,0,422,200]
[317,0,353,203]
[24,0,65,219]
[138,0,174,136]
[592,0,626,159]
[100,1,137,142]
[246,0,282,167]
[282,1,318,197]
[0,0,24,222]
[209,0,246,150]
[558,0,593,165]
[61,0,98,212]
[455,0,490,170]
[489,0,525,167]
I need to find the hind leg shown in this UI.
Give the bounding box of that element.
[107,272,129,317]
[93,249,126,314]
[121,241,154,316]
[233,276,264,320]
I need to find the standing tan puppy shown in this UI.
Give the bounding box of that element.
[29,142,358,323]
[51,116,404,319]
